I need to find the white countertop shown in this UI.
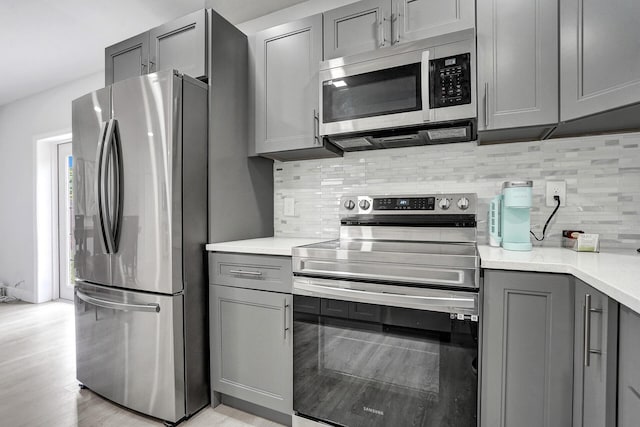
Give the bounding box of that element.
[205,237,330,257]
[478,245,640,314]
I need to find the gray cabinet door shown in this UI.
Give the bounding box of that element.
[210,285,293,414]
[561,0,640,122]
[105,32,149,86]
[481,270,573,427]
[391,0,475,45]
[573,281,618,427]
[254,15,323,154]
[477,0,558,131]
[323,0,391,60]
[618,305,640,427]
[149,9,207,79]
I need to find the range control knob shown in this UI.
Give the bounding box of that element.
[438,198,451,210]
[457,197,470,210]
[359,199,371,210]
[344,199,356,210]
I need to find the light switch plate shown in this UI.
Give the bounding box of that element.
[284,197,295,216]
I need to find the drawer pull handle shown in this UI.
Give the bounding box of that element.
[229,269,263,277]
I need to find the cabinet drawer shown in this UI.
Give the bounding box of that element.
[210,253,292,293]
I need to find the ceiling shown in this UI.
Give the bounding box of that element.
[0,0,308,107]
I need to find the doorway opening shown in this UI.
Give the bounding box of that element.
[57,143,74,301]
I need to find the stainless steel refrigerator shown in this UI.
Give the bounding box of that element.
[71,70,209,424]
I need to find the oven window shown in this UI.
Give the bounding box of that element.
[322,63,422,123]
[293,296,478,427]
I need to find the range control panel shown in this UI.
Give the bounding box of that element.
[429,53,472,108]
[340,193,477,215]
[373,197,435,210]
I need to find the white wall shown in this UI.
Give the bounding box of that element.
[0,71,103,302]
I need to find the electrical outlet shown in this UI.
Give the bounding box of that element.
[546,181,566,207]
[284,197,295,216]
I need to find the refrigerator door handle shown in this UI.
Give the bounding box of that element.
[76,290,161,313]
[101,119,117,254]
[95,120,112,254]
[109,119,123,252]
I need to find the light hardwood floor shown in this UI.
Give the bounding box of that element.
[0,301,282,427]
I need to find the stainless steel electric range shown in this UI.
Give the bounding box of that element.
[291,193,480,427]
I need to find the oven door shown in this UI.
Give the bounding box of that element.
[293,277,478,427]
[319,48,431,136]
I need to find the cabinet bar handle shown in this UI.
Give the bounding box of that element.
[283,299,290,339]
[484,82,489,129]
[313,109,321,145]
[584,293,604,366]
[378,16,387,47]
[393,4,401,44]
[229,269,262,276]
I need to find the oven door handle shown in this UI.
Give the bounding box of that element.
[293,279,477,315]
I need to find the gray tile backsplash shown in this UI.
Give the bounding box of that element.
[274,132,640,249]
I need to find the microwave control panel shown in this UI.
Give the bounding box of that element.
[429,53,472,108]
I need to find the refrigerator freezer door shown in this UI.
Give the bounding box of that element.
[75,281,186,422]
[72,88,113,286]
[110,71,183,294]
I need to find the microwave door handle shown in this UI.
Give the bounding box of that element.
[421,50,432,122]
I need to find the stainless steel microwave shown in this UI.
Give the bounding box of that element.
[319,29,477,150]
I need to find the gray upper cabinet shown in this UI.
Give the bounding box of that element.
[561,0,640,122]
[106,10,207,86]
[105,33,149,86]
[210,285,293,415]
[477,0,558,133]
[481,270,574,427]
[149,10,206,79]
[573,280,618,427]
[323,0,390,59]
[618,305,640,427]
[391,0,475,45]
[254,14,323,155]
[323,0,474,60]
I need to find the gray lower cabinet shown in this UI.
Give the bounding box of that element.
[481,270,574,427]
[323,0,475,60]
[617,305,640,427]
[105,9,207,86]
[210,284,293,415]
[573,280,618,427]
[254,15,324,156]
[560,0,640,122]
[476,0,558,137]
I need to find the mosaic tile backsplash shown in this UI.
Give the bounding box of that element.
[273,132,640,250]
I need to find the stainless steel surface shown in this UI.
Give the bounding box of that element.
[420,49,432,122]
[76,290,160,313]
[73,68,211,422]
[339,192,478,215]
[340,225,477,243]
[293,276,478,315]
[502,180,534,188]
[229,269,263,276]
[319,29,476,136]
[110,71,183,294]
[72,87,112,285]
[75,281,185,422]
